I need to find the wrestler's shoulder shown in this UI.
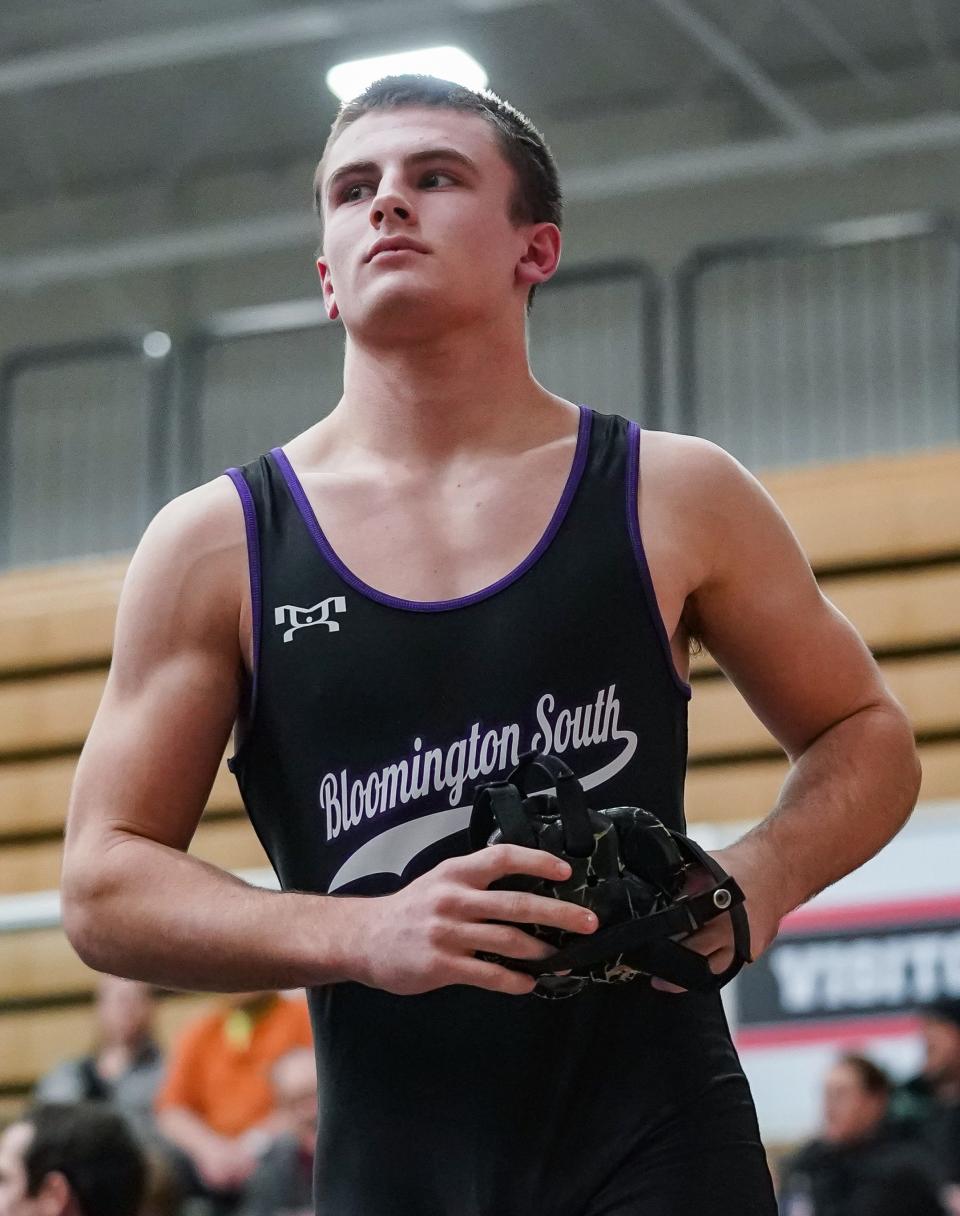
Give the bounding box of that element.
[639,427,738,470]
[143,475,246,569]
[120,475,249,634]
[638,429,753,512]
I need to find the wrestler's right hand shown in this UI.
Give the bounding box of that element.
[352,844,599,996]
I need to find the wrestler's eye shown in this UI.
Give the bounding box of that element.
[338,182,374,204]
[335,172,456,204]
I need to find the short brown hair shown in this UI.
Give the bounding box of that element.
[21,1102,146,1216]
[838,1053,892,1097]
[314,74,562,309]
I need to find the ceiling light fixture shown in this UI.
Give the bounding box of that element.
[326,46,488,103]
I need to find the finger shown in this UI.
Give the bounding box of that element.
[456,844,572,886]
[704,942,735,976]
[650,976,687,994]
[452,955,538,996]
[678,864,716,898]
[471,889,599,937]
[650,942,732,994]
[679,920,731,955]
[465,923,559,962]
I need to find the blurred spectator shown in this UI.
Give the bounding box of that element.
[0,1101,146,1216]
[237,1047,317,1216]
[138,1148,185,1216]
[34,975,164,1143]
[155,992,311,1210]
[778,1052,943,1216]
[890,999,960,1215]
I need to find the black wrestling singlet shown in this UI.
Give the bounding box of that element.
[225,406,776,1216]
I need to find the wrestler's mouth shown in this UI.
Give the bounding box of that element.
[365,237,430,262]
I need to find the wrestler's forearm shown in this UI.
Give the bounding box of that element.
[728,700,921,919]
[61,832,370,991]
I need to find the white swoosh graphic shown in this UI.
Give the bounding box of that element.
[327,728,638,892]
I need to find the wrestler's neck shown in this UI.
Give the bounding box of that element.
[329,312,575,466]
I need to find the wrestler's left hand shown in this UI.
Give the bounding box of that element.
[649,843,785,994]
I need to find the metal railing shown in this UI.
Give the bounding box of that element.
[6,214,960,566]
[175,260,663,489]
[0,332,176,568]
[674,211,960,470]
[0,261,663,568]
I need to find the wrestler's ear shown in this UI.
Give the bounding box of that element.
[34,1169,71,1214]
[515,223,561,292]
[316,254,340,322]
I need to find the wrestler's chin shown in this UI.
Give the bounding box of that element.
[345,280,479,345]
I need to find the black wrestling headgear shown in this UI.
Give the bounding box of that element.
[469,750,751,999]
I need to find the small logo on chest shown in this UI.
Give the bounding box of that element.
[274,596,347,643]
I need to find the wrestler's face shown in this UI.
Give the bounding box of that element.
[315,106,559,340]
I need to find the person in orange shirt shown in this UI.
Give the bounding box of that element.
[155,991,312,1209]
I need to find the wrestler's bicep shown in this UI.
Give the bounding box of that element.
[64,480,247,867]
[684,443,891,761]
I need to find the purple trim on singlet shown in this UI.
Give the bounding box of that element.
[270,405,593,614]
[625,422,693,700]
[225,467,263,734]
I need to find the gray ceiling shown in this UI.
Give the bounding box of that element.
[1,0,959,211]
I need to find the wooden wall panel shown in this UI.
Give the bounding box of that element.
[683,738,960,824]
[692,564,960,675]
[0,755,240,837]
[0,995,210,1090]
[0,671,105,755]
[4,816,270,896]
[689,652,960,759]
[759,448,960,567]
